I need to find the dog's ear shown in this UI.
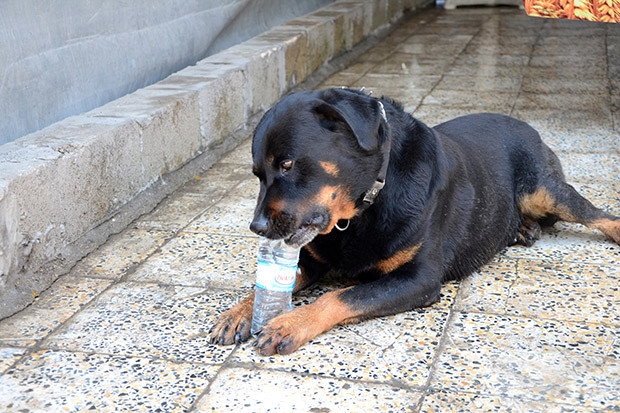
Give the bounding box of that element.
[313,90,386,151]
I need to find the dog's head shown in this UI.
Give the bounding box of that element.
[249,88,389,247]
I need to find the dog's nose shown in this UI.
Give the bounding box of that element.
[250,215,269,236]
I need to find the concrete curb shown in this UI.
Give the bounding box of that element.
[0,0,431,318]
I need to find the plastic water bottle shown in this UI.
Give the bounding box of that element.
[250,237,300,336]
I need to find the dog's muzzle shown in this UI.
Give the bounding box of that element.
[250,210,329,248]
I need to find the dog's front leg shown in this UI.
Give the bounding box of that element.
[253,260,443,356]
[209,261,322,346]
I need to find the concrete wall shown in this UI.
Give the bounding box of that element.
[0,0,433,319]
[0,0,333,146]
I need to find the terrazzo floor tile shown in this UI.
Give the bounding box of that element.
[553,152,620,183]
[128,233,257,289]
[570,181,620,213]
[180,162,254,195]
[217,138,253,165]
[369,53,453,76]
[454,258,519,314]
[521,76,610,95]
[433,75,524,93]
[457,257,620,324]
[461,41,535,56]
[0,348,25,374]
[420,390,595,413]
[131,149,256,232]
[523,65,609,82]
[318,72,364,89]
[393,34,473,56]
[614,111,620,133]
[421,90,518,113]
[509,110,617,153]
[194,367,423,412]
[0,275,112,347]
[69,228,174,280]
[0,350,216,412]
[450,54,530,69]
[350,73,441,100]
[333,61,377,76]
[413,105,484,126]
[507,260,620,325]
[431,312,620,409]
[534,37,607,56]
[515,107,614,133]
[353,46,395,64]
[184,178,258,237]
[513,91,610,112]
[42,282,241,364]
[133,191,227,232]
[232,284,458,388]
[444,62,527,78]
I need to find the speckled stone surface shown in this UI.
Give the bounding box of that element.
[195,368,422,412]
[0,350,216,412]
[0,275,112,347]
[43,282,241,364]
[69,228,174,280]
[1,6,619,413]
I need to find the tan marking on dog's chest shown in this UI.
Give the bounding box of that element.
[376,243,422,274]
[303,244,326,263]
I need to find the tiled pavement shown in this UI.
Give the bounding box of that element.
[1,6,619,412]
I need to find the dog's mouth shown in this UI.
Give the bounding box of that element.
[284,226,320,248]
[282,212,329,248]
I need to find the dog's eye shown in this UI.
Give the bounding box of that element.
[280,160,293,172]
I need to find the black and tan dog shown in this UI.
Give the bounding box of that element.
[210,88,620,355]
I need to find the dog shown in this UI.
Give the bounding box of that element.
[209,88,620,356]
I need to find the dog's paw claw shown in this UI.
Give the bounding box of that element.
[209,308,252,346]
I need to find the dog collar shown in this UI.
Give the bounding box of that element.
[362,101,390,206]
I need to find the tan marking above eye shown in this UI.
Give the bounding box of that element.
[319,161,339,177]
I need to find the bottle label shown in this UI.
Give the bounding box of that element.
[255,261,297,292]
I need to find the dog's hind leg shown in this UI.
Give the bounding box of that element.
[518,184,620,245]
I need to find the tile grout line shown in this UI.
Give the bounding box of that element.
[412,11,484,115]
[508,17,546,118]
[415,287,463,412]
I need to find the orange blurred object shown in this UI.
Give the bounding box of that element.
[523,0,620,22]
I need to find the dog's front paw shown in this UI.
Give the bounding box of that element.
[252,310,316,356]
[253,324,307,356]
[209,296,253,345]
